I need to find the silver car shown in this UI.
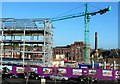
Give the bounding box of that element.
[50,74,68,81]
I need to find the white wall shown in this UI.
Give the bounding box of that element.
[52,61,64,67]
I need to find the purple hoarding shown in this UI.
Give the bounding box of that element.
[12,66,119,80]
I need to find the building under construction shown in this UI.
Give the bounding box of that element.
[0,18,53,66]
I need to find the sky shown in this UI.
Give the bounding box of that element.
[1,2,118,49]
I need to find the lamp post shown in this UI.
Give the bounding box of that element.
[113,49,118,70]
[104,54,107,69]
[91,55,94,69]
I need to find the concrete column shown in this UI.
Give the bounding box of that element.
[22,21,26,66]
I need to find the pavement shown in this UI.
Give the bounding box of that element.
[1,78,120,84]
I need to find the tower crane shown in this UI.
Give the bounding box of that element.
[51,3,111,64]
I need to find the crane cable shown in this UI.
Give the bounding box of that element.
[51,3,104,21]
[52,4,85,19]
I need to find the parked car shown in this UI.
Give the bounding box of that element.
[50,74,68,81]
[27,72,41,80]
[16,72,27,79]
[2,67,16,78]
[78,75,98,83]
[16,72,41,80]
[2,72,16,78]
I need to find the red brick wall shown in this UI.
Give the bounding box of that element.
[53,42,84,63]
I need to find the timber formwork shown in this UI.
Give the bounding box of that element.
[0,18,53,67]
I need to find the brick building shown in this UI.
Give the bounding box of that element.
[53,41,84,63]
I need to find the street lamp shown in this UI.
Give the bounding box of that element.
[91,54,94,69]
[113,49,118,70]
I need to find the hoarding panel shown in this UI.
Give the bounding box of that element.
[72,69,82,75]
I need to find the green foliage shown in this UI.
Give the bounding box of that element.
[98,49,106,55]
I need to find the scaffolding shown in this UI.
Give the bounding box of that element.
[0,18,53,67]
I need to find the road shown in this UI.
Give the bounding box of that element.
[1,78,120,84]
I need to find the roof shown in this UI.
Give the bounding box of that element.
[53,45,71,48]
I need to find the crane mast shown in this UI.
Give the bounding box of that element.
[84,3,90,64]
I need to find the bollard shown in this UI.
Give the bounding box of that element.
[41,76,46,84]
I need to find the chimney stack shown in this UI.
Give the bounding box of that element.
[95,32,98,50]
[95,32,98,60]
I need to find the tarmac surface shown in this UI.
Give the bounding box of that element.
[1,78,120,84]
